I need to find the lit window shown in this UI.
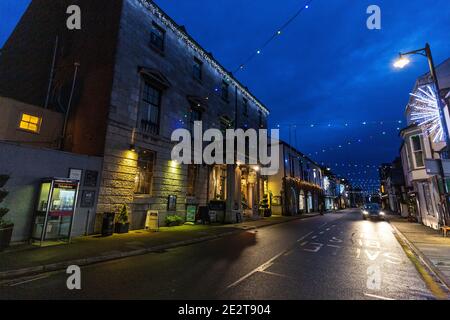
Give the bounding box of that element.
[134,150,155,195]
[19,113,41,133]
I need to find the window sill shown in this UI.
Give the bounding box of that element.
[149,44,165,57]
[134,193,154,199]
[16,128,40,135]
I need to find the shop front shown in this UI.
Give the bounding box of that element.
[207,164,266,222]
[283,177,323,215]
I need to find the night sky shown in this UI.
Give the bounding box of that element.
[1,0,450,191]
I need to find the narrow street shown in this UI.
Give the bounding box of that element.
[0,209,434,300]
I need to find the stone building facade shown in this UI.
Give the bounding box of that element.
[0,0,270,231]
[98,0,269,228]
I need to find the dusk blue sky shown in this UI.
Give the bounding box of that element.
[1,0,449,190]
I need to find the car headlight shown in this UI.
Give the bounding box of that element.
[363,210,368,215]
[380,211,385,216]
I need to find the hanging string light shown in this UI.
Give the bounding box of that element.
[234,0,314,73]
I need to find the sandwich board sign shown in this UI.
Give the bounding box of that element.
[145,210,159,231]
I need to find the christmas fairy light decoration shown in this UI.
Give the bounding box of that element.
[409,85,445,143]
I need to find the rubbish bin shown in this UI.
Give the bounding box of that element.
[101,212,115,237]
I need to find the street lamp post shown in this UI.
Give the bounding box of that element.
[394,43,450,226]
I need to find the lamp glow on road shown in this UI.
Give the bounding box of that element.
[393,57,410,69]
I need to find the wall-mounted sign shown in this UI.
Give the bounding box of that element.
[80,190,96,208]
[167,195,177,211]
[84,170,98,187]
[186,204,197,222]
[69,168,83,181]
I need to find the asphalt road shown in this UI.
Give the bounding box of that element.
[0,209,435,300]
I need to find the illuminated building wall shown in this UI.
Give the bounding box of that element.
[96,0,269,228]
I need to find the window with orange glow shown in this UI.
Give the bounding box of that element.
[19,113,41,133]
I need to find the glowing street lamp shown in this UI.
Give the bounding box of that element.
[393,56,410,69]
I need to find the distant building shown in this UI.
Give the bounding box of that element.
[379,158,407,215]
[268,141,325,215]
[323,171,339,210]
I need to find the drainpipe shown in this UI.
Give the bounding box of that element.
[44,36,59,109]
[60,62,80,150]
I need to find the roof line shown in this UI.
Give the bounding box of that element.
[139,0,270,114]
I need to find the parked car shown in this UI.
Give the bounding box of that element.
[361,203,385,221]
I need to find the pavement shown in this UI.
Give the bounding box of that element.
[0,213,318,280]
[0,209,444,300]
[387,215,450,290]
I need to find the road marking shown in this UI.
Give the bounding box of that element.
[226,231,313,289]
[364,293,394,300]
[365,250,380,261]
[8,274,50,287]
[330,237,343,243]
[259,270,295,280]
[297,231,313,242]
[300,241,308,246]
[311,235,317,239]
[303,243,323,253]
[319,231,324,234]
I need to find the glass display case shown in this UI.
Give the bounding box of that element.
[32,178,80,246]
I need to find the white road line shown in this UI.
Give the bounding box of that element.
[300,241,308,246]
[259,270,295,280]
[9,275,50,287]
[364,293,395,300]
[297,231,313,242]
[226,231,313,289]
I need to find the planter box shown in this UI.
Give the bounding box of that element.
[114,223,130,234]
[0,226,13,251]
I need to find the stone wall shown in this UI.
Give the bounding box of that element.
[96,0,269,228]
